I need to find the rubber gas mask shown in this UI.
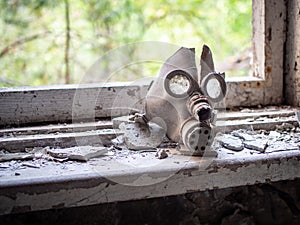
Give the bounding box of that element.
[143,45,226,156]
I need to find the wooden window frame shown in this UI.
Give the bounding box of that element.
[225,0,286,107]
[0,0,287,126]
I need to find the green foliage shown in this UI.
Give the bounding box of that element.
[0,0,252,87]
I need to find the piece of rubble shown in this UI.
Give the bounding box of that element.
[219,134,244,151]
[232,130,255,141]
[112,115,134,129]
[0,164,9,169]
[21,162,40,168]
[46,146,107,162]
[275,122,295,131]
[129,113,148,124]
[120,122,166,150]
[0,153,34,162]
[295,111,300,126]
[111,135,125,146]
[155,149,168,159]
[268,131,281,139]
[244,139,268,153]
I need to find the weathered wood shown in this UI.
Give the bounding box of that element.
[225,0,286,107]
[218,108,297,120]
[0,120,112,137]
[284,0,300,106]
[0,153,34,162]
[0,83,148,126]
[0,1,289,125]
[0,1,289,127]
[1,108,296,137]
[0,108,297,152]
[0,149,299,215]
[0,83,288,127]
[0,0,289,126]
[0,129,121,152]
[216,117,298,133]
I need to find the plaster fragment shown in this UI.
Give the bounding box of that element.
[244,139,268,152]
[21,162,40,168]
[268,131,281,138]
[155,149,168,159]
[219,134,244,151]
[111,135,125,146]
[47,146,107,161]
[0,153,34,162]
[276,122,295,131]
[120,122,166,150]
[232,130,255,141]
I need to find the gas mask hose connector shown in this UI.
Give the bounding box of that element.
[188,94,212,121]
[181,119,213,155]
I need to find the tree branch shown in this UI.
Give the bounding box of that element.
[0,31,50,59]
[64,0,71,84]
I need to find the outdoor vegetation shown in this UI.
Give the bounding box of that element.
[0,0,252,87]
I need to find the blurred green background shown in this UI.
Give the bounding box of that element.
[0,0,252,87]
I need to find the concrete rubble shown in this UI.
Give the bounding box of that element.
[218,134,244,151]
[216,128,300,153]
[46,146,108,162]
[0,146,108,166]
[0,109,300,167]
[0,153,34,162]
[243,139,268,152]
[117,116,166,150]
[155,149,168,159]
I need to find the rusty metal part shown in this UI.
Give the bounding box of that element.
[188,94,212,121]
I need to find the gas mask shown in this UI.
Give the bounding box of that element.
[143,45,226,156]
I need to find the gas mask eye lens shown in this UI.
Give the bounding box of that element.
[165,70,192,97]
[169,74,190,95]
[201,72,226,102]
[206,78,221,99]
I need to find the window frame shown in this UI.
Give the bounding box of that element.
[224,0,286,108]
[0,0,287,125]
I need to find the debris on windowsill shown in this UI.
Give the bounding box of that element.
[294,111,300,126]
[0,152,34,162]
[111,135,125,147]
[21,162,41,169]
[155,149,168,159]
[232,130,255,141]
[215,127,300,153]
[275,122,296,131]
[218,134,244,151]
[46,146,108,162]
[0,107,300,170]
[119,121,166,150]
[243,139,268,153]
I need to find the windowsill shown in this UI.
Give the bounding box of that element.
[1,107,300,215]
[0,146,299,215]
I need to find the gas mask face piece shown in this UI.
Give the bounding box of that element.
[144,45,226,156]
